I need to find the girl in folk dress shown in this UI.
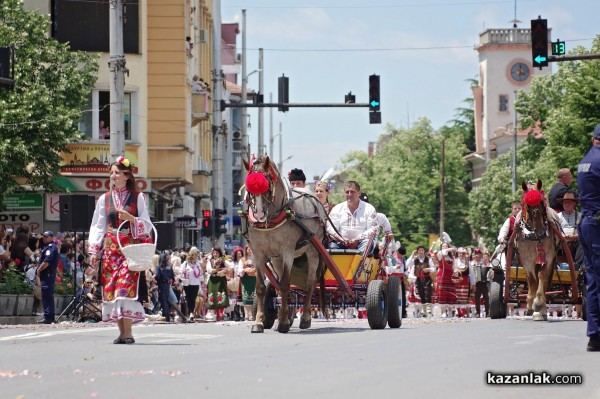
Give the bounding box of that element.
[453,247,471,317]
[314,180,336,214]
[435,243,457,316]
[205,247,232,321]
[88,157,151,344]
[238,245,256,320]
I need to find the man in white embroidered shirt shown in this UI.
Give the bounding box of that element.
[327,181,378,255]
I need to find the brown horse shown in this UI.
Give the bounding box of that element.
[243,156,327,333]
[512,180,560,321]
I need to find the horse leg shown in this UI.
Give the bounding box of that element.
[533,257,552,321]
[251,255,268,333]
[276,255,292,333]
[525,271,538,317]
[300,251,319,330]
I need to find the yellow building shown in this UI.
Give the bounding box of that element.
[23,0,214,247]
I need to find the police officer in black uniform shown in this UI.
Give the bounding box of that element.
[36,231,59,324]
[578,123,600,351]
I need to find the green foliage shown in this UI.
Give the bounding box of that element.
[0,0,98,209]
[471,35,600,247]
[339,118,472,250]
[0,264,33,295]
[516,36,600,188]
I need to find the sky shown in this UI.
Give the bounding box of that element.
[221,0,600,181]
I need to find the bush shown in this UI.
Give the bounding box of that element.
[0,264,33,295]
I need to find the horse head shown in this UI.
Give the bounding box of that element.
[244,155,284,223]
[521,179,548,238]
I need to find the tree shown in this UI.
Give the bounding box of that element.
[339,118,472,249]
[0,0,98,209]
[448,77,478,153]
[470,35,600,247]
[516,36,600,187]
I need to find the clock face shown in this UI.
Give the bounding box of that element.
[510,62,530,82]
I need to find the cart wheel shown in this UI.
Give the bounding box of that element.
[489,270,506,319]
[253,282,277,329]
[387,276,402,328]
[366,280,388,329]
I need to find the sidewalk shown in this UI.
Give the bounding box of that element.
[0,316,38,325]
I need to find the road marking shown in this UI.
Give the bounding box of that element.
[0,326,117,341]
[134,333,220,343]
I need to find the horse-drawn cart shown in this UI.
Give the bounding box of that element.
[489,182,584,320]
[257,237,403,330]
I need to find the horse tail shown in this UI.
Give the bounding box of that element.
[319,258,329,320]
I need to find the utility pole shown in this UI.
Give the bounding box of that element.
[278,122,283,171]
[269,92,274,158]
[240,9,249,160]
[512,90,518,195]
[211,0,224,245]
[258,48,264,156]
[109,0,126,160]
[439,138,446,236]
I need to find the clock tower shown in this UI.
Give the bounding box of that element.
[469,25,551,185]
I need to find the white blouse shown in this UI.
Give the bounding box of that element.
[87,191,151,254]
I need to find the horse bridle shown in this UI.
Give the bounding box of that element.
[247,160,284,221]
[522,203,548,241]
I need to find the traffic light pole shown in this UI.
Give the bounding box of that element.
[223,103,372,109]
[548,53,600,63]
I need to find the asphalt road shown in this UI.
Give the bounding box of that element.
[0,316,596,399]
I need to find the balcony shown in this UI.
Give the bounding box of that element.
[192,91,210,126]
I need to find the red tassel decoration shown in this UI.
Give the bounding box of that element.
[523,190,543,207]
[246,172,269,194]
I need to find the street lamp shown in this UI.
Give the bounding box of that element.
[279,155,293,173]
[241,69,262,156]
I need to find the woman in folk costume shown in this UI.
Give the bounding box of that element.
[205,246,232,321]
[88,156,151,344]
[435,242,457,316]
[314,180,336,214]
[237,245,257,321]
[452,247,471,317]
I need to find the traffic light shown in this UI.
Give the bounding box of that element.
[201,209,213,237]
[531,17,548,68]
[213,208,227,238]
[368,74,380,112]
[278,75,289,112]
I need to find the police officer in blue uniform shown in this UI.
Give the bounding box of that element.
[35,231,59,324]
[578,123,600,351]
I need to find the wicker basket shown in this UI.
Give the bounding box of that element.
[117,219,157,272]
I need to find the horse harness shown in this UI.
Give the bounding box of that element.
[242,161,326,250]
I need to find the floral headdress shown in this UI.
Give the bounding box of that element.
[116,156,131,168]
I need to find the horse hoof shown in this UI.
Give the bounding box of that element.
[251,324,264,333]
[532,312,547,321]
[526,309,534,316]
[299,318,311,329]
[276,322,290,333]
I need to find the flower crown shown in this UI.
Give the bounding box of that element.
[116,156,130,168]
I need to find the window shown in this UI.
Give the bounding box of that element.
[79,90,135,142]
[499,95,509,112]
[51,0,139,53]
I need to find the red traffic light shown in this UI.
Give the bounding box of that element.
[202,209,211,218]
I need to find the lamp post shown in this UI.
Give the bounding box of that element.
[512,90,518,195]
[241,68,261,158]
[279,155,293,173]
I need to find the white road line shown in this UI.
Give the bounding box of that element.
[0,326,118,341]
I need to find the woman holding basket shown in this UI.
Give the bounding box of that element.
[88,156,151,344]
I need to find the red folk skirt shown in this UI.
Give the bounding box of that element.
[100,232,145,322]
[435,258,457,304]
